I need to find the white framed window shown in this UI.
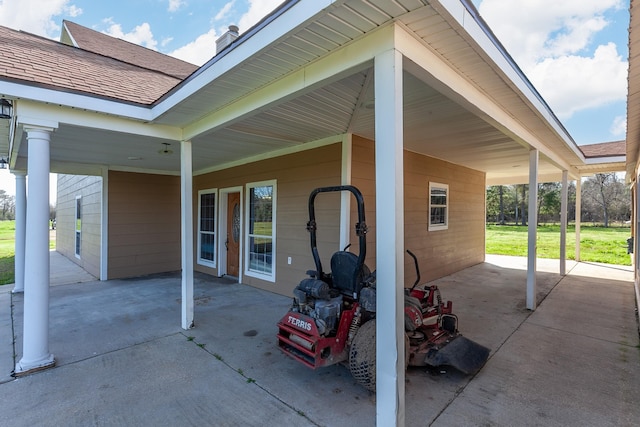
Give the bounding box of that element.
[428,182,448,231]
[197,189,217,268]
[75,196,82,258]
[245,180,276,281]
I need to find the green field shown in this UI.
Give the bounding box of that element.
[0,221,632,285]
[0,221,16,285]
[486,224,632,266]
[0,221,56,285]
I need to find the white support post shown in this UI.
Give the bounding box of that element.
[15,127,55,375]
[340,133,353,250]
[12,172,26,293]
[100,167,109,281]
[575,177,581,262]
[560,170,568,276]
[526,150,539,311]
[181,140,194,330]
[374,48,405,427]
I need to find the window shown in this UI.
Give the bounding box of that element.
[75,196,82,257]
[245,180,276,281]
[197,189,217,268]
[428,182,448,231]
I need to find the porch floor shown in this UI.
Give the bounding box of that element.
[0,252,638,426]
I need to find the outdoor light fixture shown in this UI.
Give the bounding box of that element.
[0,157,7,169]
[158,142,173,155]
[0,99,12,119]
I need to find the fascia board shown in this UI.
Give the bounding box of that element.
[584,156,626,165]
[151,0,337,120]
[17,100,181,140]
[0,80,153,122]
[431,0,585,161]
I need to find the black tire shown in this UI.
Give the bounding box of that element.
[349,319,377,391]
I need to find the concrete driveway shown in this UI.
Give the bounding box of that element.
[0,252,638,426]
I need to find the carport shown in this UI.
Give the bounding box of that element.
[0,1,630,425]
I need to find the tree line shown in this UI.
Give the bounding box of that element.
[0,190,56,221]
[486,173,630,227]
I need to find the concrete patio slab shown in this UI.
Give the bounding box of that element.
[1,252,638,426]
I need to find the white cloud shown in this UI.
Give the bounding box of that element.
[0,0,74,38]
[215,1,236,22]
[103,19,158,50]
[528,43,627,119]
[168,0,185,13]
[237,0,283,33]
[478,0,624,69]
[161,36,174,48]
[169,29,218,65]
[65,4,82,17]
[610,115,627,137]
[477,0,626,119]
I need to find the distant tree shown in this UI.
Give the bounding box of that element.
[581,173,629,227]
[0,190,15,220]
[537,183,561,224]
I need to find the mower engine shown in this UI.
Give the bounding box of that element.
[292,278,343,336]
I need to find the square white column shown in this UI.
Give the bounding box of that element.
[181,140,194,330]
[374,48,405,426]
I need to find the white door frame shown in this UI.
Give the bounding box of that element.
[218,186,243,283]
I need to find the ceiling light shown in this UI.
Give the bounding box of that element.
[158,143,173,155]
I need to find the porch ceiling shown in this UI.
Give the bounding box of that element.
[7,0,616,183]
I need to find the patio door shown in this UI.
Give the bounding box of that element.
[226,192,241,277]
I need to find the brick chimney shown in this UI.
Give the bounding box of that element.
[216,25,239,54]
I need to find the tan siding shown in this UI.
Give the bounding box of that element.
[194,143,342,295]
[56,174,102,278]
[351,136,486,285]
[108,171,181,279]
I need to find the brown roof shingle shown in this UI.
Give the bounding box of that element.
[62,20,199,80]
[0,25,182,105]
[579,141,626,158]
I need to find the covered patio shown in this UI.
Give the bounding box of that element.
[1,252,638,426]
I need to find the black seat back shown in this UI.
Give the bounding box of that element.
[330,251,370,296]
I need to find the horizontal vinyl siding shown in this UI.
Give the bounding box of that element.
[108,171,181,279]
[351,135,485,284]
[194,143,342,295]
[56,174,102,278]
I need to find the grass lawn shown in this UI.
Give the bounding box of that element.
[486,224,632,266]
[0,221,16,285]
[0,220,56,286]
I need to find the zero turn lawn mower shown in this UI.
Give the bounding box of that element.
[277,185,489,391]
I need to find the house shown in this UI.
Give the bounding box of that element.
[0,1,627,424]
[626,0,640,312]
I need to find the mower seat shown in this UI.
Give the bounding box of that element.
[330,251,370,297]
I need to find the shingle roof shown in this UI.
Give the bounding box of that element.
[62,20,199,80]
[0,25,182,105]
[579,141,626,158]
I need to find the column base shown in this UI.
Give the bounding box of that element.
[14,354,55,377]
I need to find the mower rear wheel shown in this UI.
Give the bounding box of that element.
[349,319,377,391]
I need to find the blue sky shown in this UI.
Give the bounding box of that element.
[0,0,631,195]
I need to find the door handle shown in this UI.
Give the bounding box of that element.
[225,236,229,250]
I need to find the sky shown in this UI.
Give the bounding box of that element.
[0,0,631,197]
